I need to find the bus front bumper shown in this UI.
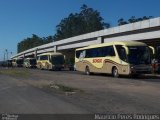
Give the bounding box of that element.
[130,65,152,74]
[52,65,64,70]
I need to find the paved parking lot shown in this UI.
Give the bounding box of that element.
[0,68,160,114]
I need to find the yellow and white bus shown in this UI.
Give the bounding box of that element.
[37,52,65,70]
[75,41,152,77]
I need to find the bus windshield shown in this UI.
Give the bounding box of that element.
[51,55,64,65]
[127,46,150,65]
[17,59,23,65]
[30,59,37,65]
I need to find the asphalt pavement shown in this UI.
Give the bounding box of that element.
[0,68,160,118]
[0,75,88,114]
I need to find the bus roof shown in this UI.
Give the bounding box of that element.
[37,52,63,56]
[76,41,147,51]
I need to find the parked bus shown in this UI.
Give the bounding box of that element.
[75,41,152,77]
[12,58,24,67]
[37,52,65,70]
[0,60,12,67]
[23,58,37,68]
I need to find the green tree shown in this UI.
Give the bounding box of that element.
[17,4,109,53]
[17,34,53,53]
[128,16,137,23]
[118,18,128,26]
[54,4,110,41]
[118,16,153,26]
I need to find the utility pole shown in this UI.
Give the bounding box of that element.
[5,49,8,68]
[6,49,8,61]
[4,52,5,61]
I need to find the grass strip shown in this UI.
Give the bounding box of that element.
[0,68,30,77]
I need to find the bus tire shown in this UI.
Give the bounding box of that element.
[85,66,90,75]
[47,65,50,70]
[130,74,140,78]
[40,65,43,70]
[112,67,119,78]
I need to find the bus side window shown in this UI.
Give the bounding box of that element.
[115,45,127,62]
[90,49,98,58]
[79,50,86,58]
[76,51,81,58]
[97,48,103,57]
[86,48,102,58]
[102,46,115,57]
[108,46,115,56]
[85,49,91,58]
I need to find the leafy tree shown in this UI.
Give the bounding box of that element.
[128,16,137,23]
[17,34,53,53]
[54,4,110,41]
[118,16,153,26]
[118,18,128,26]
[80,4,106,32]
[17,4,110,52]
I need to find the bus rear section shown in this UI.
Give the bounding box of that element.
[75,41,152,77]
[37,52,65,71]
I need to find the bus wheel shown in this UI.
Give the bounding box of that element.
[112,67,119,77]
[47,65,50,70]
[130,74,140,78]
[40,65,43,70]
[85,66,90,75]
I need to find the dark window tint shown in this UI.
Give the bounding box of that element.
[86,48,102,58]
[17,59,23,64]
[76,46,115,58]
[85,46,115,58]
[115,45,127,62]
[102,46,115,57]
[128,46,150,65]
[76,50,82,58]
[40,55,48,60]
[30,59,37,65]
[51,55,64,65]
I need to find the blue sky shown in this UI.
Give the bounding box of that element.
[0,0,160,60]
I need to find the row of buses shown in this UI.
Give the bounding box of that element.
[11,41,160,77]
[12,52,66,70]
